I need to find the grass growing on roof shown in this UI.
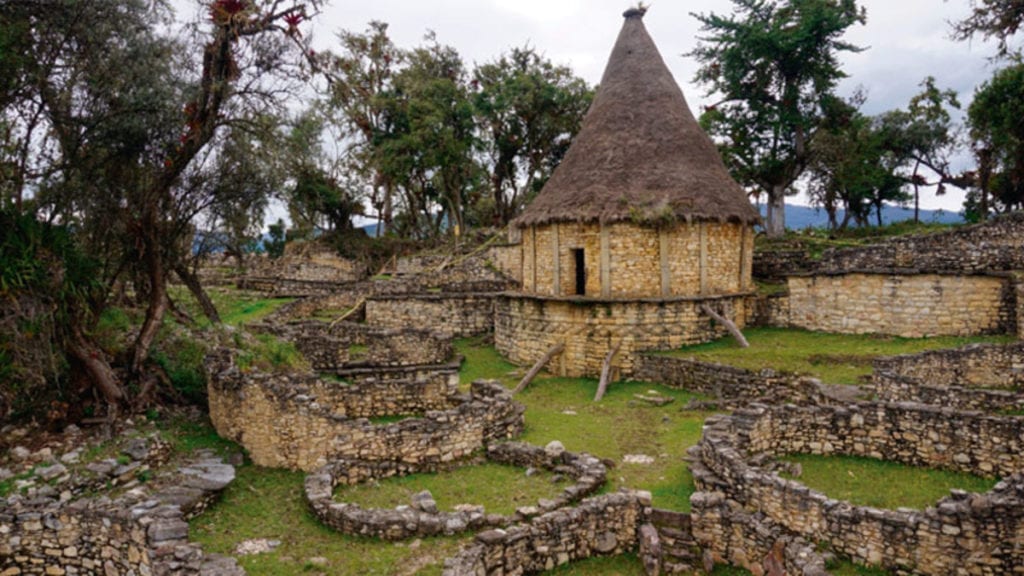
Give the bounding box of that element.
[663,327,1013,385]
[335,461,572,516]
[777,453,999,510]
[455,337,713,512]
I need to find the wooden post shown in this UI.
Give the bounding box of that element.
[700,303,749,348]
[513,343,564,395]
[593,341,623,402]
[330,297,367,329]
[600,223,611,298]
[659,228,671,297]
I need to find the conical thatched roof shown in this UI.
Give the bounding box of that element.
[513,8,760,228]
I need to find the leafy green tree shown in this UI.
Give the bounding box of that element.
[325,21,403,233]
[690,0,866,236]
[968,63,1024,219]
[473,47,593,224]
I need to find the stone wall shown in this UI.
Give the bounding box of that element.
[496,294,747,377]
[691,403,1024,574]
[634,354,830,408]
[785,273,1014,337]
[207,351,524,471]
[872,342,1024,411]
[305,442,607,541]
[441,491,648,576]
[487,243,523,285]
[249,241,367,283]
[0,452,240,576]
[815,212,1024,274]
[520,221,752,299]
[252,321,453,370]
[366,293,497,337]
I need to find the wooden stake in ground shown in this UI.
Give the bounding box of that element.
[330,297,367,329]
[700,303,749,348]
[594,341,623,402]
[513,343,564,395]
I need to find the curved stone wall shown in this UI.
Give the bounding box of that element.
[207,351,524,471]
[519,221,753,299]
[304,442,607,541]
[496,294,748,377]
[873,342,1024,411]
[441,491,649,576]
[691,403,1024,574]
[0,452,239,576]
[366,293,498,337]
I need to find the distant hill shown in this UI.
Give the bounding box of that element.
[761,204,964,230]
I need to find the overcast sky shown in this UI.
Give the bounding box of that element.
[179,1,1006,215]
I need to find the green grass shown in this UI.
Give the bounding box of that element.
[778,453,999,510]
[336,461,572,516]
[455,337,713,512]
[828,559,891,576]
[190,464,467,576]
[237,334,308,373]
[756,221,957,260]
[663,328,1013,385]
[547,557,751,575]
[170,286,293,328]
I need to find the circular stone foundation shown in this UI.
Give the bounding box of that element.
[690,402,1024,575]
[304,442,607,541]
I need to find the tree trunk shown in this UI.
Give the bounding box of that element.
[513,343,564,395]
[67,328,124,404]
[173,262,221,325]
[131,212,168,377]
[766,185,787,238]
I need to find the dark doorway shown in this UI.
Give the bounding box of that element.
[573,248,586,296]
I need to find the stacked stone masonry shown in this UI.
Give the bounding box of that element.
[784,273,1015,337]
[0,452,240,576]
[366,293,498,337]
[518,222,752,299]
[873,342,1024,411]
[251,321,454,370]
[691,403,1024,574]
[496,295,749,378]
[441,491,648,576]
[207,350,524,471]
[304,442,608,541]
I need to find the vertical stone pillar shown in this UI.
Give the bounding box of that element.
[699,222,709,295]
[552,223,561,296]
[600,223,612,298]
[659,228,671,297]
[1016,274,1024,339]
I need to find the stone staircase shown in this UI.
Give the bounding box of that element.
[639,508,703,575]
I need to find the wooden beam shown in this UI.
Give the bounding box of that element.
[700,303,749,348]
[513,343,565,395]
[699,222,708,295]
[552,223,561,295]
[659,228,671,297]
[593,341,623,402]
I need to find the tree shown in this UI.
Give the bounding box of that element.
[472,47,593,225]
[1,0,323,419]
[690,0,866,236]
[968,63,1024,219]
[325,21,403,233]
[901,78,962,222]
[952,0,1024,57]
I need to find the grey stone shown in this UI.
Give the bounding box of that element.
[36,463,68,481]
[544,440,565,458]
[10,446,31,461]
[122,438,150,461]
[181,463,235,491]
[148,519,189,543]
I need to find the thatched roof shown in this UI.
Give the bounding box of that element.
[513,9,760,228]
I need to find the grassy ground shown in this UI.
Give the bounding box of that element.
[778,453,999,509]
[170,285,293,327]
[336,462,572,516]
[663,328,1013,385]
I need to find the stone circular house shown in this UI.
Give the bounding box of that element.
[495,8,760,378]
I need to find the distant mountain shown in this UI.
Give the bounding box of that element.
[760,204,964,230]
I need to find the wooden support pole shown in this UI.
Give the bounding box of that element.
[330,297,367,329]
[700,303,749,348]
[513,343,564,395]
[593,341,623,402]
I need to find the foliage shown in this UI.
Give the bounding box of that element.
[778,453,999,508]
[664,328,1013,385]
[967,63,1024,219]
[472,47,593,225]
[236,334,307,373]
[266,219,287,259]
[691,0,866,236]
[951,0,1024,57]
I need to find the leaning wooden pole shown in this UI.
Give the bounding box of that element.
[593,341,623,402]
[700,303,750,348]
[513,343,564,395]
